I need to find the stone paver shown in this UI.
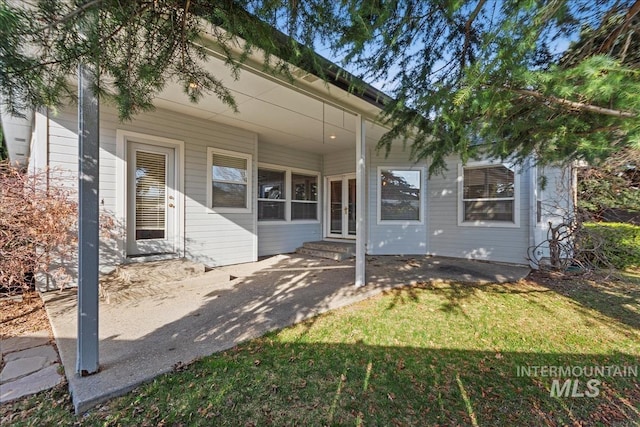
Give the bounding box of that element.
[0,329,64,404]
[0,364,63,404]
[0,356,50,383]
[4,345,58,364]
[1,330,50,356]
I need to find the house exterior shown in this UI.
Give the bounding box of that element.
[1,35,573,292]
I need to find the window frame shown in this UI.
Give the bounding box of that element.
[207,147,252,214]
[377,166,425,225]
[290,171,320,222]
[258,163,320,224]
[457,161,521,228]
[257,166,287,221]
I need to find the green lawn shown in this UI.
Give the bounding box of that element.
[3,272,639,426]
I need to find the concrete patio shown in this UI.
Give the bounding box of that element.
[42,254,529,413]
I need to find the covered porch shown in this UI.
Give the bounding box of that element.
[43,253,530,413]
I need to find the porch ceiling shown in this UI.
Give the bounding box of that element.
[153,57,389,155]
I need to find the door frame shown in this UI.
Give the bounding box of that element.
[324,173,356,240]
[116,130,185,261]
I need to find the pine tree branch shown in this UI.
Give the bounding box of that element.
[181,0,191,68]
[510,88,637,118]
[461,0,487,67]
[42,0,106,31]
[598,0,640,55]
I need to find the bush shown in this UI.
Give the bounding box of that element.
[579,222,640,270]
[0,161,77,295]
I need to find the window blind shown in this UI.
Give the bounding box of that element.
[135,151,166,237]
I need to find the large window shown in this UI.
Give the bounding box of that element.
[378,168,423,222]
[258,168,286,220]
[257,165,319,222]
[461,164,517,223]
[208,148,252,212]
[291,173,318,220]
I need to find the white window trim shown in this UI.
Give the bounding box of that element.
[115,130,186,260]
[258,162,320,224]
[457,161,521,228]
[377,166,425,225]
[257,165,288,222]
[207,147,252,214]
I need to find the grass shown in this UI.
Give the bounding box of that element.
[2,272,639,426]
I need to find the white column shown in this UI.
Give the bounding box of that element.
[355,114,366,286]
[77,62,100,375]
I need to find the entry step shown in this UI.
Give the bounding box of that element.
[295,241,355,261]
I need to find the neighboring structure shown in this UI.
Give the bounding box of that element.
[1,32,573,291]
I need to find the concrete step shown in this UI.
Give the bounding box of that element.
[99,259,208,303]
[301,241,355,255]
[112,259,206,284]
[296,246,354,261]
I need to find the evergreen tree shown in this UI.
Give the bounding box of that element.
[1,1,638,173]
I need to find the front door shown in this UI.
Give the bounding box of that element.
[327,175,356,239]
[127,142,177,256]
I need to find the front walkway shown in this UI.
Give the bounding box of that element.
[42,254,529,413]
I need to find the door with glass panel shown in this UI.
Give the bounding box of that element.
[327,174,356,239]
[127,142,177,255]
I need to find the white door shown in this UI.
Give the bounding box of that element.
[127,142,177,255]
[327,175,356,239]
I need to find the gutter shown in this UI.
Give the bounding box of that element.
[195,6,391,111]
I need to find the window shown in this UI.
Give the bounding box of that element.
[257,164,320,222]
[258,168,286,220]
[460,164,518,224]
[135,150,167,240]
[379,168,423,222]
[291,173,318,220]
[208,148,252,212]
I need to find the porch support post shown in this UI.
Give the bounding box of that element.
[355,114,366,287]
[76,62,100,375]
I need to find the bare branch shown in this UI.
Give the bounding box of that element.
[41,0,106,31]
[511,88,637,118]
[598,0,640,55]
[461,0,487,68]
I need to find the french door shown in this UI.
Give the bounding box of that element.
[126,142,178,255]
[327,174,356,239]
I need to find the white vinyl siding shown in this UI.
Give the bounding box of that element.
[46,104,258,272]
[323,148,355,176]
[533,165,574,259]
[428,156,530,264]
[368,144,428,255]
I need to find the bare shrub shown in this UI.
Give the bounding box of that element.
[0,161,78,295]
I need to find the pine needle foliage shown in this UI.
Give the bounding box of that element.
[1,0,639,173]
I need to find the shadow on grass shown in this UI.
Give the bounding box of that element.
[383,280,555,316]
[527,270,640,330]
[5,339,638,426]
[37,256,639,425]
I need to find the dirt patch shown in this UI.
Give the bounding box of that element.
[0,292,52,339]
[99,258,207,303]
